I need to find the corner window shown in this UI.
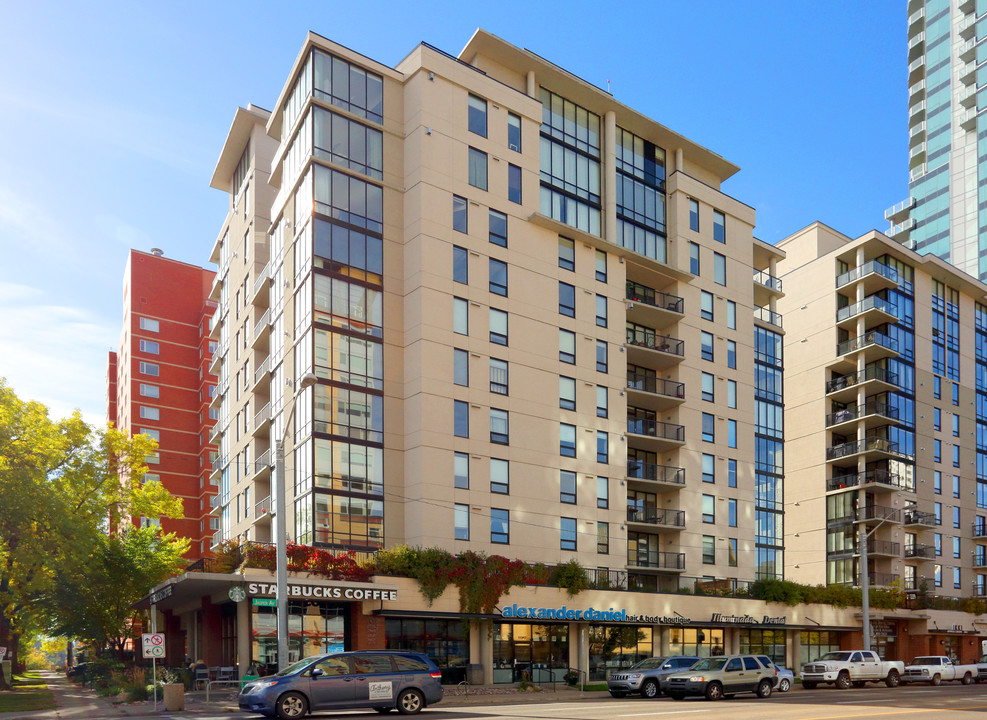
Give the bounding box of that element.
[468,94,487,137]
[468,147,488,190]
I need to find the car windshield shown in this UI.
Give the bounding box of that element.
[910,657,937,665]
[628,657,666,670]
[276,656,321,676]
[690,657,727,671]
[818,652,852,662]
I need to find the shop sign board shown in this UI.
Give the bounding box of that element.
[498,604,789,626]
[247,582,397,601]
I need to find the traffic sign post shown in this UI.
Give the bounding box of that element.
[142,633,165,712]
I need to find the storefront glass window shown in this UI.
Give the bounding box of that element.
[588,625,654,681]
[667,627,723,658]
[739,628,786,665]
[384,619,468,684]
[492,623,569,684]
[800,630,842,668]
[251,602,347,674]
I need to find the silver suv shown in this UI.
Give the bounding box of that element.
[607,656,701,698]
[661,654,776,701]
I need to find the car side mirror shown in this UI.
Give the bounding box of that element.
[311,668,324,677]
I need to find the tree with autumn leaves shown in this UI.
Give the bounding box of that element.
[0,379,188,688]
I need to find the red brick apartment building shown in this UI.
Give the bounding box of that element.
[106,249,218,559]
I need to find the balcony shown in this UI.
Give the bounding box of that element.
[753,270,783,293]
[973,523,987,539]
[909,121,926,140]
[754,305,783,330]
[827,469,911,493]
[209,493,223,509]
[625,327,685,368]
[960,84,977,110]
[251,356,271,395]
[212,454,226,472]
[253,449,273,481]
[626,507,685,531]
[209,305,222,339]
[907,7,924,34]
[253,402,272,433]
[825,400,900,433]
[835,258,899,293]
[903,509,936,528]
[857,539,900,558]
[909,143,926,167]
[255,496,271,521]
[626,551,686,573]
[251,309,272,349]
[626,281,684,328]
[855,504,900,525]
[960,106,978,132]
[859,572,900,588]
[904,544,933,559]
[827,436,908,463]
[835,295,896,328]
[834,331,898,367]
[252,261,271,306]
[626,418,686,451]
[959,38,976,63]
[626,460,685,490]
[908,55,924,83]
[973,553,987,569]
[959,14,976,39]
[626,372,685,411]
[826,366,898,402]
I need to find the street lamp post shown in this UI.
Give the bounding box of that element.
[860,502,916,654]
[275,372,317,671]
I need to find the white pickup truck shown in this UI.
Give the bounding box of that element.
[902,656,978,685]
[801,650,904,689]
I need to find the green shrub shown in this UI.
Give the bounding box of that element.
[550,560,589,597]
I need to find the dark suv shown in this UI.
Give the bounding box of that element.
[607,656,701,698]
[238,651,443,718]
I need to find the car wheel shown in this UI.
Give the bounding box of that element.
[397,689,424,715]
[669,693,684,701]
[756,680,772,698]
[930,674,941,686]
[836,671,851,690]
[275,692,308,720]
[802,681,817,690]
[885,670,900,688]
[609,691,627,698]
[963,672,974,685]
[705,682,723,701]
[779,678,791,693]
[641,679,659,698]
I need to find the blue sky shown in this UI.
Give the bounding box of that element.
[0,0,905,422]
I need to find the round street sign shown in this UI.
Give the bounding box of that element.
[149,646,164,658]
[229,586,247,603]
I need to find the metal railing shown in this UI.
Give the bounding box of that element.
[905,544,932,558]
[825,401,898,427]
[863,540,901,556]
[254,449,272,473]
[903,510,937,527]
[255,496,271,518]
[836,331,898,357]
[753,270,783,292]
[626,507,685,528]
[627,551,685,570]
[827,469,909,491]
[625,281,684,314]
[973,523,987,538]
[253,356,271,385]
[626,373,684,399]
[253,309,271,340]
[826,366,898,394]
[859,572,900,587]
[754,306,783,328]
[627,418,685,442]
[253,261,271,297]
[253,402,272,428]
[826,436,901,460]
[625,327,685,356]
[627,461,685,486]
[836,295,896,323]
[855,505,900,523]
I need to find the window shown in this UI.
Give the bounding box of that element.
[934,375,941,399]
[727,300,736,329]
[954,567,961,589]
[596,340,608,372]
[934,407,941,431]
[728,458,737,487]
[727,380,737,408]
[560,470,576,503]
[934,563,942,587]
[727,340,737,368]
[595,294,607,327]
[701,331,714,361]
[597,431,608,463]
[507,112,521,151]
[703,494,715,523]
[728,419,738,448]
[559,376,576,410]
[468,94,487,137]
[468,147,487,190]
[454,298,468,335]
[953,444,960,468]
[139,428,160,442]
[489,258,508,296]
[953,383,959,406]
[490,358,509,395]
[561,517,577,551]
[596,385,608,418]
[559,282,575,316]
[139,317,159,332]
[714,252,726,285]
[454,400,469,437]
[689,199,700,231]
[454,452,469,489]
[702,372,714,402]
[139,384,159,398]
[453,349,469,386]
[490,409,509,444]
[560,329,575,363]
[690,242,700,275]
[729,498,738,527]
[701,291,714,321]
[144,473,160,484]
[954,475,960,499]
[953,536,961,559]
[139,339,159,354]
[934,502,942,525]
[453,195,468,233]
[560,423,576,457]
[703,535,715,564]
[489,209,507,247]
[934,439,942,463]
[935,533,942,556]
[953,414,960,437]
[702,413,715,442]
[558,236,575,270]
[597,476,609,508]
[934,470,942,494]
[490,308,507,345]
[713,209,726,243]
[453,246,468,284]
[508,164,522,204]
[139,406,159,420]
[491,508,509,544]
[703,454,715,483]
[595,250,607,282]
[139,361,159,376]
[454,504,470,540]
[953,506,961,528]
[491,458,509,494]
[598,522,609,554]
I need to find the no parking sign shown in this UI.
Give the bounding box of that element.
[142,633,165,659]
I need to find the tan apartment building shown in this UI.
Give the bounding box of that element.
[778,223,987,619]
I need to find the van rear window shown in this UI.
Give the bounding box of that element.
[393,655,429,672]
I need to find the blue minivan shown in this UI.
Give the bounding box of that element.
[238,651,444,718]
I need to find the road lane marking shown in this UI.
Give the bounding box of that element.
[786,705,987,719]
[615,711,708,717]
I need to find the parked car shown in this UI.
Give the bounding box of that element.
[773,665,794,692]
[661,654,776,701]
[902,656,978,685]
[238,651,443,718]
[977,654,987,682]
[801,650,903,689]
[606,656,700,698]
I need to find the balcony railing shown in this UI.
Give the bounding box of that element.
[209,493,224,509]
[973,553,987,568]
[627,418,685,442]
[626,507,685,528]
[903,510,937,527]
[625,327,684,356]
[754,306,783,328]
[627,551,685,570]
[753,270,782,292]
[836,331,898,357]
[836,295,896,323]
[825,401,899,427]
[859,572,900,587]
[253,402,272,428]
[827,436,901,460]
[627,460,685,486]
[862,540,900,556]
[627,373,685,399]
[855,504,900,523]
[255,496,271,518]
[626,281,684,314]
[826,366,898,394]
[973,523,987,539]
[212,455,226,472]
[905,544,932,558]
[253,261,271,297]
[253,308,271,340]
[827,469,910,492]
[253,356,271,385]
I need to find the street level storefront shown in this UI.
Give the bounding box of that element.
[137,570,987,682]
